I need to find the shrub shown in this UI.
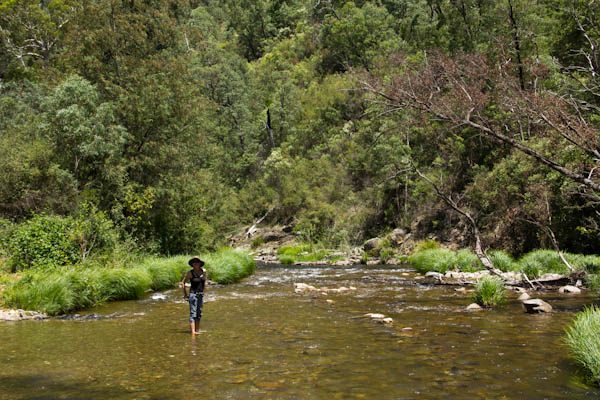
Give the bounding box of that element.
[455,249,484,272]
[518,250,570,275]
[279,255,295,264]
[379,247,394,264]
[251,236,265,249]
[277,245,310,256]
[409,249,456,274]
[521,260,542,279]
[489,250,517,272]
[472,276,505,307]
[565,305,600,385]
[7,214,80,272]
[414,239,440,252]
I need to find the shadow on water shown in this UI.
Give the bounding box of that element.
[1,264,600,399]
[0,374,136,400]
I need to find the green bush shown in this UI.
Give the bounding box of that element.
[409,249,456,274]
[277,245,311,256]
[251,236,265,249]
[565,305,600,385]
[379,247,394,264]
[472,276,505,307]
[6,214,80,272]
[518,250,570,275]
[6,210,121,272]
[489,250,517,272]
[414,239,440,252]
[455,249,484,272]
[279,255,295,264]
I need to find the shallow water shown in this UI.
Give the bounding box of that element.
[1,264,599,399]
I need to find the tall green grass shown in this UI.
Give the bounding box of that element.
[409,248,600,276]
[472,276,505,307]
[2,249,255,315]
[565,305,600,385]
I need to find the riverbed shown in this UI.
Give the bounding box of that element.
[0,264,598,399]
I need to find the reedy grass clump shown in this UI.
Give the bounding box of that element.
[409,247,600,276]
[472,276,505,307]
[2,249,254,315]
[565,305,600,385]
[409,249,457,274]
[488,250,518,272]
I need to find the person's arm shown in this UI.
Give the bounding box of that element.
[182,271,190,299]
[202,268,207,292]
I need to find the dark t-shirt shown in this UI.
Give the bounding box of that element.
[190,269,206,293]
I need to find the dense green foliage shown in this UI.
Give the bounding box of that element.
[0,0,599,260]
[472,277,506,308]
[565,306,600,385]
[2,250,254,315]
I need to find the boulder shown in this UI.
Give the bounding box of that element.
[380,318,394,324]
[455,287,467,293]
[425,271,443,280]
[261,231,287,243]
[518,292,531,301]
[466,303,483,311]
[364,313,386,320]
[390,228,407,244]
[363,238,382,252]
[559,285,581,294]
[294,283,317,293]
[522,299,552,313]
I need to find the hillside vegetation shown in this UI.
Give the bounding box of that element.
[0,0,599,264]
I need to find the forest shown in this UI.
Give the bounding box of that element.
[1,0,599,267]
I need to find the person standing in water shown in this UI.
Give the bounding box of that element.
[182,256,207,335]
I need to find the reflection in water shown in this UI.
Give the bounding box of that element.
[0,264,599,399]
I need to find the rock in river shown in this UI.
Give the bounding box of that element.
[518,292,531,301]
[558,285,581,294]
[522,299,552,313]
[466,303,482,311]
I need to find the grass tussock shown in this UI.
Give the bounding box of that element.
[565,305,600,386]
[2,249,254,315]
[409,248,600,276]
[472,276,505,307]
[276,245,326,264]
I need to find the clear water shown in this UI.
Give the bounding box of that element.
[1,264,599,399]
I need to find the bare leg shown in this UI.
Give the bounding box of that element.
[194,320,201,333]
[190,321,196,335]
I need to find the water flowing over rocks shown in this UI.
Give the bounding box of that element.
[0,309,47,321]
[294,283,357,294]
[522,299,553,313]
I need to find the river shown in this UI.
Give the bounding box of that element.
[0,264,599,399]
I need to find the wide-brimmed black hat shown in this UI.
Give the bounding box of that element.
[188,256,205,267]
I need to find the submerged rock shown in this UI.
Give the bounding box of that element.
[558,285,581,294]
[364,313,386,319]
[518,292,531,301]
[466,303,483,311]
[522,299,552,313]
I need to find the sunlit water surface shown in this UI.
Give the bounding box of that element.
[1,264,599,399]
